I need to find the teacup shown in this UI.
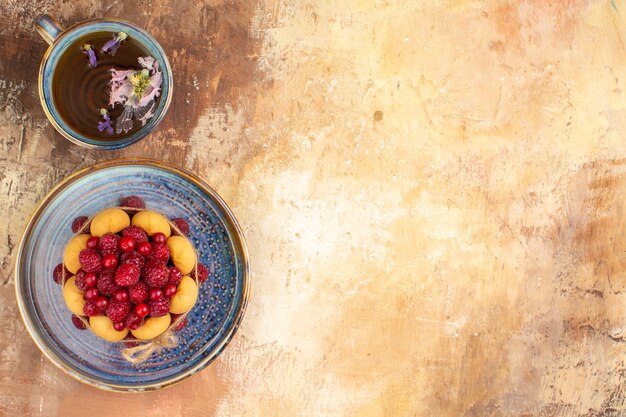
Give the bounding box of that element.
[36,15,173,149]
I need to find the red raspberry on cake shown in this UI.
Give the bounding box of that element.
[129,281,148,304]
[71,216,88,233]
[83,301,100,317]
[125,312,144,330]
[143,261,169,288]
[167,266,183,286]
[106,300,131,323]
[119,195,145,209]
[191,263,209,283]
[98,232,119,256]
[97,269,120,296]
[120,251,145,269]
[121,226,147,243]
[149,243,170,263]
[149,297,170,317]
[78,249,102,273]
[75,270,96,292]
[171,218,190,236]
[115,263,140,287]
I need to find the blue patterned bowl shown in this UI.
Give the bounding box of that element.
[14,159,249,391]
[36,15,173,149]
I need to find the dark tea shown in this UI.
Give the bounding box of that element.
[52,31,162,140]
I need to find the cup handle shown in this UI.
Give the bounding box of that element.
[36,15,64,45]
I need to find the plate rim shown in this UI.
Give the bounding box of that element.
[14,157,250,392]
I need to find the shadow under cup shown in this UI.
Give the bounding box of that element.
[39,18,172,149]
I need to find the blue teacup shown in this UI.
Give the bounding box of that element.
[36,15,173,149]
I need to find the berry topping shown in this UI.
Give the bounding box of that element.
[149,297,170,317]
[97,269,120,296]
[125,312,143,330]
[53,263,69,285]
[106,300,131,323]
[136,241,152,256]
[71,216,88,233]
[115,263,141,287]
[129,281,148,304]
[121,226,148,243]
[149,288,163,301]
[119,236,135,252]
[78,249,102,273]
[192,263,209,284]
[95,296,109,311]
[152,232,166,244]
[86,236,99,249]
[120,251,145,269]
[85,287,99,301]
[74,270,88,291]
[102,254,119,269]
[83,301,100,317]
[149,243,170,263]
[119,195,145,209]
[71,314,87,330]
[113,289,129,302]
[113,322,126,331]
[143,261,169,288]
[98,233,119,255]
[134,303,149,318]
[171,218,190,236]
[167,266,183,286]
[84,272,97,288]
[164,283,177,298]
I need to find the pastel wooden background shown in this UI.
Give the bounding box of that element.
[1,1,625,416]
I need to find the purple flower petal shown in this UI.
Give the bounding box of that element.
[98,110,114,135]
[82,44,97,68]
[102,32,127,56]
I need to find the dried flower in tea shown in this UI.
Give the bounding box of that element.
[102,32,127,56]
[81,43,97,68]
[98,108,114,135]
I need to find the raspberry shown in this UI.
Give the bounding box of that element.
[191,263,209,283]
[97,269,120,296]
[53,263,69,284]
[167,266,183,286]
[71,216,88,233]
[119,195,145,209]
[83,301,100,317]
[149,243,170,263]
[98,233,119,256]
[115,263,140,286]
[120,251,145,269]
[121,226,148,243]
[143,261,169,288]
[171,218,190,236]
[78,249,102,273]
[125,312,144,330]
[75,270,91,292]
[71,315,87,330]
[106,300,131,322]
[149,297,170,317]
[129,281,148,304]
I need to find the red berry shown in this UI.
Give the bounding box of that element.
[167,266,183,286]
[53,263,70,285]
[95,296,109,311]
[129,281,148,304]
[98,233,119,256]
[137,241,152,256]
[148,298,170,317]
[74,270,88,291]
[164,283,177,298]
[84,287,99,301]
[125,312,143,330]
[86,236,99,249]
[152,232,166,244]
[113,322,126,331]
[102,254,118,269]
[121,226,148,243]
[84,272,97,288]
[174,317,188,332]
[149,288,163,301]
[191,263,209,284]
[115,263,140,286]
[143,261,169,288]
[171,218,190,236]
[134,303,149,318]
[113,289,129,302]
[120,251,145,269]
[71,314,87,330]
[149,243,170,263]
[107,300,131,322]
[83,301,100,317]
[119,236,135,252]
[78,249,102,273]
[119,195,145,209]
[97,269,120,296]
[71,216,88,233]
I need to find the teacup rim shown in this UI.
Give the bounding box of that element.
[38,17,173,150]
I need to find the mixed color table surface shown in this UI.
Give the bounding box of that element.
[1,1,626,416]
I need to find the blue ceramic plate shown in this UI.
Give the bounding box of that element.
[14,159,249,391]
